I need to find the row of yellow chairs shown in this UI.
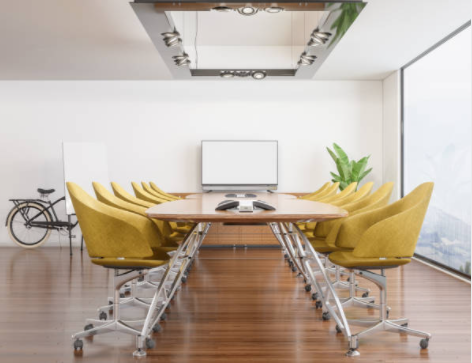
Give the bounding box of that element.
[68,181,200,357]
[291,181,433,354]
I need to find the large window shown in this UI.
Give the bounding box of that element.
[402,23,471,276]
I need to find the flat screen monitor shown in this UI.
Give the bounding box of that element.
[201,140,278,191]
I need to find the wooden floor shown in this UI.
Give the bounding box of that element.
[0,247,470,363]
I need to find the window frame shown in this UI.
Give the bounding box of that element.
[400,21,472,279]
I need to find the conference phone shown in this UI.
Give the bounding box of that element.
[215,199,276,212]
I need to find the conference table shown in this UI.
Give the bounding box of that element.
[141,192,354,355]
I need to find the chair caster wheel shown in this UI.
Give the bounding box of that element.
[73,339,84,351]
[84,324,94,333]
[108,300,113,305]
[335,325,342,333]
[322,312,330,321]
[291,266,297,272]
[160,313,167,321]
[305,284,311,292]
[284,253,289,259]
[420,338,429,349]
[138,275,144,282]
[386,310,390,318]
[312,292,318,301]
[120,293,125,298]
[402,323,408,327]
[152,323,162,333]
[99,311,107,320]
[362,292,369,298]
[347,277,350,282]
[181,275,188,283]
[315,301,322,309]
[146,338,156,349]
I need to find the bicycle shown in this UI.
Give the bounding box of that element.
[6,188,83,255]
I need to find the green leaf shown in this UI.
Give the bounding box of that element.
[339,181,348,191]
[333,143,349,165]
[358,168,373,183]
[351,156,369,181]
[326,147,338,163]
[335,158,349,181]
[330,172,341,182]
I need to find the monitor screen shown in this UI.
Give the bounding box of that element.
[201,140,278,188]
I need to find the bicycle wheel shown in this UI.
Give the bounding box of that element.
[7,202,52,248]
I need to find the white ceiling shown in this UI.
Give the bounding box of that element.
[0,0,470,80]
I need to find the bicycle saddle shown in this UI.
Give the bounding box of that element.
[37,188,55,195]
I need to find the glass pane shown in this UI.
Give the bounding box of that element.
[403,26,471,275]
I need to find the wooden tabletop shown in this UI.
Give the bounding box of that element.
[146,192,347,223]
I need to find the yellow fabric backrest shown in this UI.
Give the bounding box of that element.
[307,182,340,201]
[93,182,169,248]
[352,182,434,258]
[321,182,394,245]
[318,182,357,203]
[149,182,180,200]
[142,182,174,202]
[300,182,331,200]
[331,182,373,207]
[111,182,154,208]
[67,182,153,259]
[132,182,167,204]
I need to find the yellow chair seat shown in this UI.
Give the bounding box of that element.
[91,256,169,269]
[329,251,411,268]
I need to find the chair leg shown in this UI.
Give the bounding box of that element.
[346,269,431,356]
[72,269,150,351]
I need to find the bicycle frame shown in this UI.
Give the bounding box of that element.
[7,197,78,231]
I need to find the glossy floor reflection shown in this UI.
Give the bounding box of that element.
[0,247,469,362]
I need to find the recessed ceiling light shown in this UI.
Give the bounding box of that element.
[238,6,258,16]
[265,6,284,13]
[252,71,266,80]
[212,6,233,12]
[220,71,235,78]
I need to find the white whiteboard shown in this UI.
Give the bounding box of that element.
[62,142,110,215]
[201,141,278,186]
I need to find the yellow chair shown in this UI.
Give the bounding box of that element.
[310,182,394,253]
[111,182,191,241]
[111,182,154,208]
[142,182,175,202]
[317,182,357,203]
[301,182,373,238]
[300,182,331,200]
[93,182,181,248]
[308,182,340,201]
[331,182,373,207]
[67,182,169,355]
[132,182,167,204]
[150,181,180,200]
[329,182,434,355]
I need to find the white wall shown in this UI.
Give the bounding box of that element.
[0,81,382,245]
[382,71,401,201]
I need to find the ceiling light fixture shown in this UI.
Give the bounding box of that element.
[161,31,182,47]
[251,71,266,80]
[309,30,332,46]
[238,6,258,16]
[173,53,190,67]
[299,52,317,66]
[212,6,233,12]
[220,71,235,78]
[265,6,284,13]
